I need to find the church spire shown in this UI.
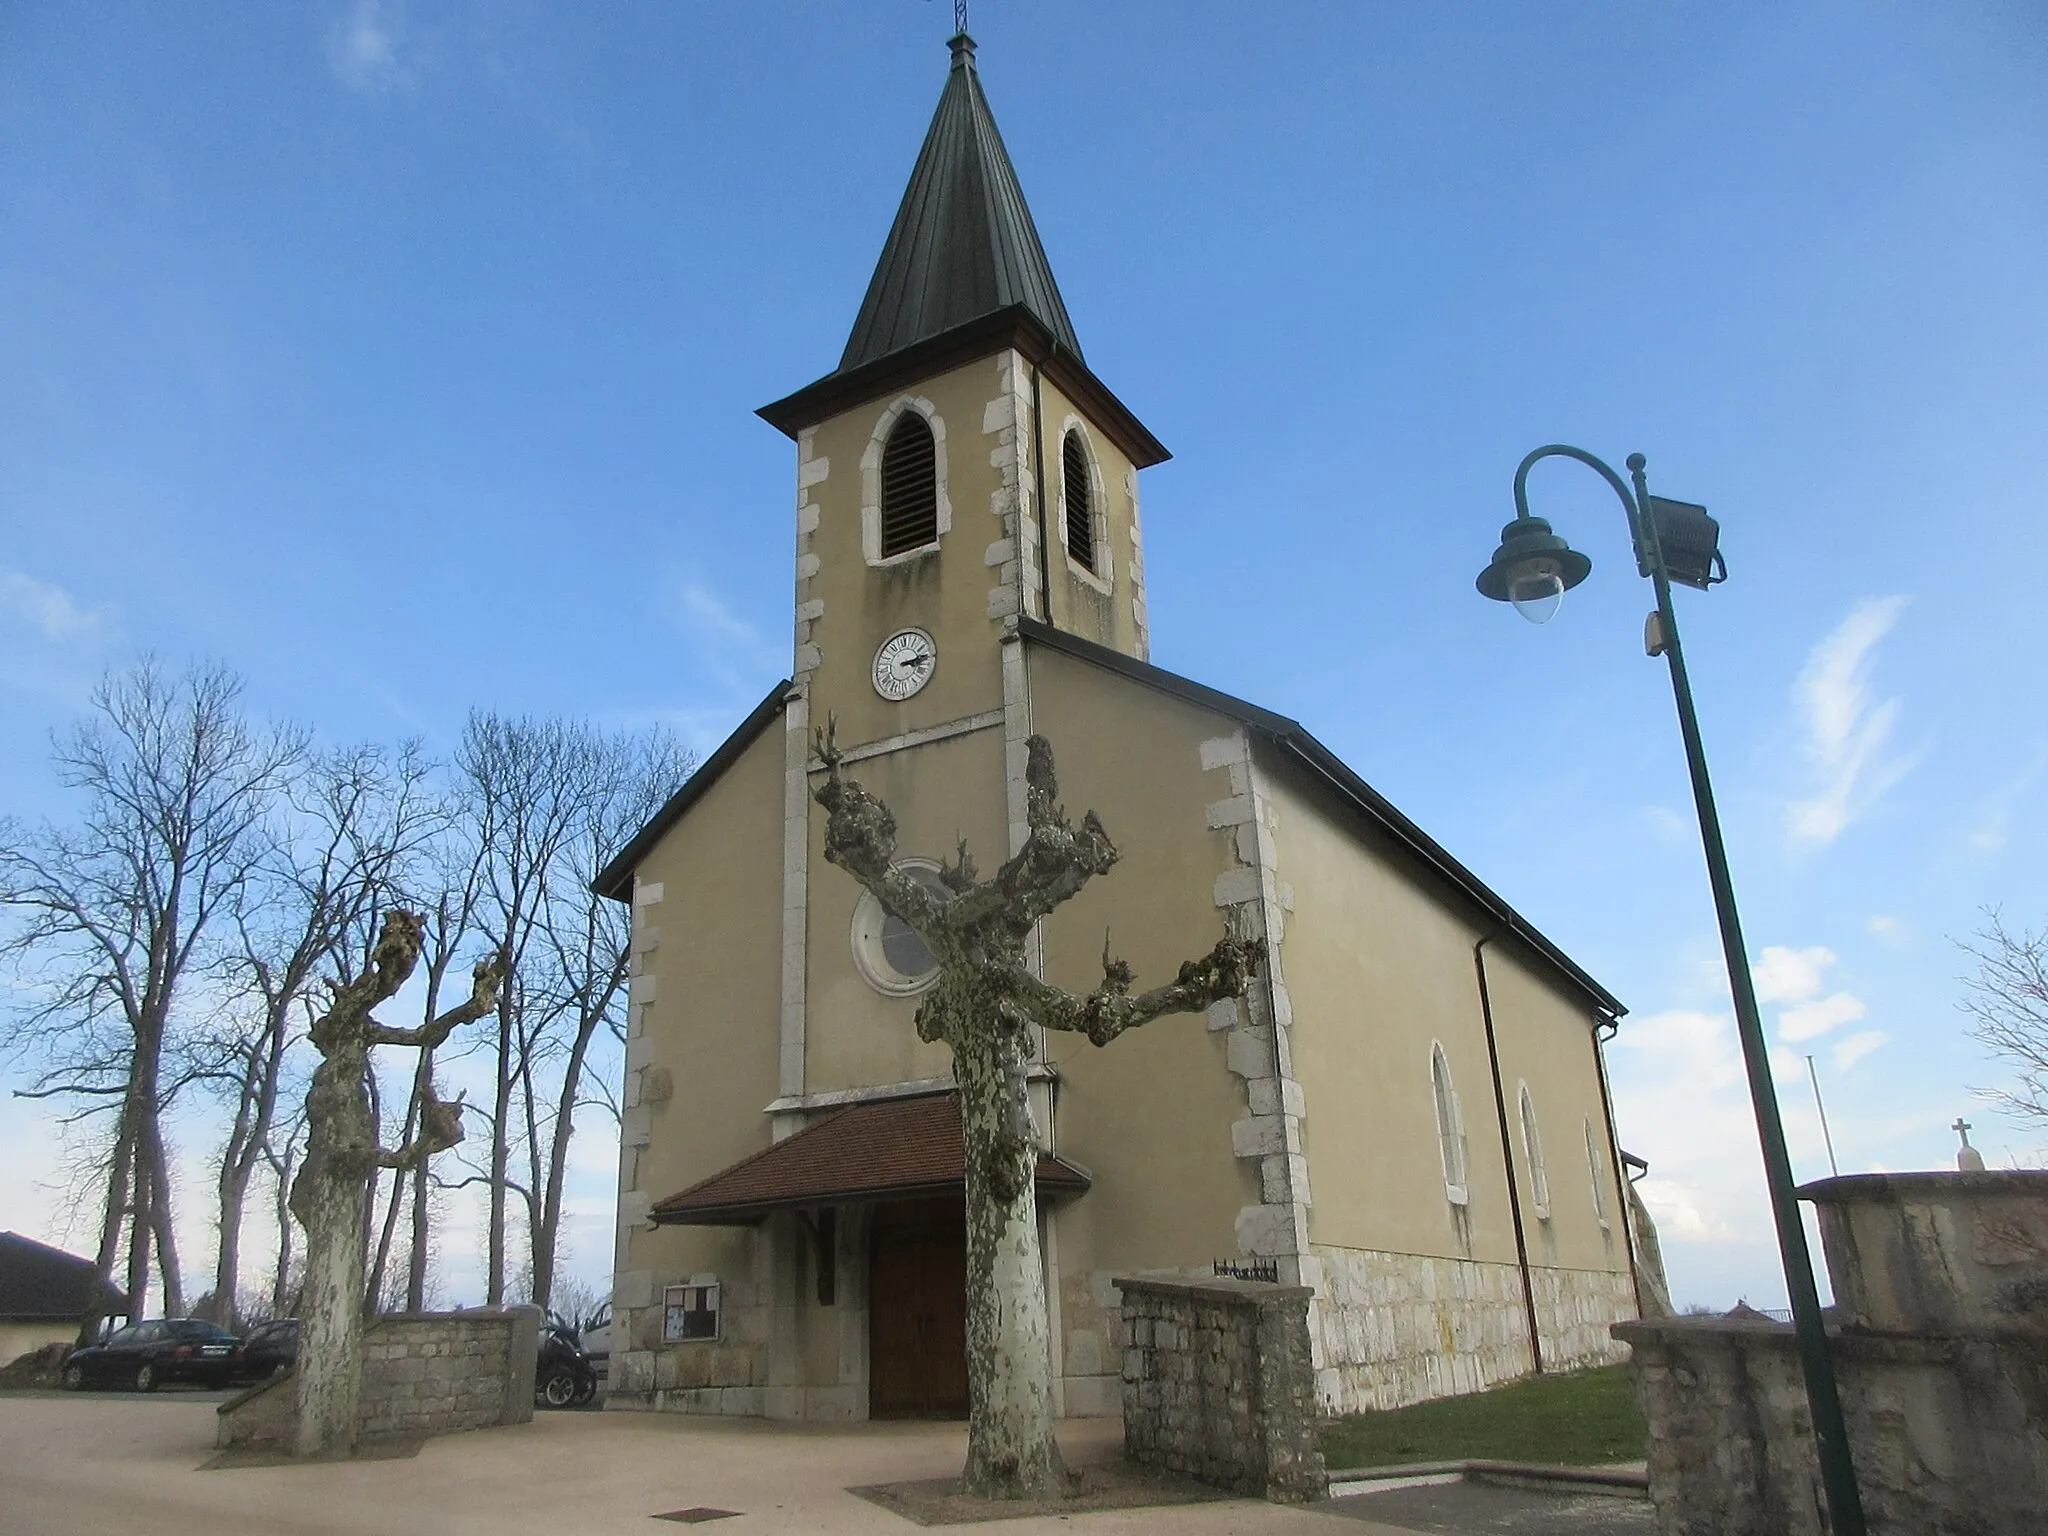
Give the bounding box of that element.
[837,32,1083,373]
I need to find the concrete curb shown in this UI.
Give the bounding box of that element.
[1329,1459,1649,1500]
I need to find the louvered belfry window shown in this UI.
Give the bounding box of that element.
[1062,429,1095,571]
[879,412,939,558]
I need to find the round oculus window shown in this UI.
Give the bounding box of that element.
[850,861,950,996]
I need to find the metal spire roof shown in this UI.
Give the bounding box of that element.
[838,33,1083,373]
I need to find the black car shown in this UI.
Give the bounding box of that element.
[535,1315,598,1409]
[232,1318,298,1381]
[62,1318,240,1391]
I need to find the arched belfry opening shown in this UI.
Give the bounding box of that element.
[880,412,939,557]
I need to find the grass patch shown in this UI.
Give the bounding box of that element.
[1319,1365,1645,1470]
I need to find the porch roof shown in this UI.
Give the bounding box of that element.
[648,1091,1090,1226]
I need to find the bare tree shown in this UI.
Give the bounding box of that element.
[188,743,438,1326]
[515,728,691,1312]
[455,714,590,1306]
[1960,910,2048,1129]
[450,715,689,1311]
[0,660,301,1324]
[265,1113,307,1319]
[397,844,490,1312]
[812,727,1263,1499]
[290,910,502,1459]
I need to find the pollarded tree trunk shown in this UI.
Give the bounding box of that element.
[949,995,1064,1495]
[813,727,1263,1500]
[288,912,502,1459]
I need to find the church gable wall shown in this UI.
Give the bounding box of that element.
[608,716,786,1413]
[799,723,1007,1095]
[1022,642,1269,1415]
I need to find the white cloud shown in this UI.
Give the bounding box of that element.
[1753,944,1835,1004]
[1866,914,1906,941]
[1786,596,1913,845]
[1833,1030,1888,1071]
[327,0,405,91]
[1780,990,1867,1043]
[1608,1008,1773,1250]
[1967,748,2048,855]
[0,569,108,642]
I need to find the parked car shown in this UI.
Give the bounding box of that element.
[535,1315,597,1409]
[576,1303,610,1378]
[232,1318,298,1381]
[62,1318,240,1391]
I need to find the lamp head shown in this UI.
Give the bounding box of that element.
[1476,516,1593,624]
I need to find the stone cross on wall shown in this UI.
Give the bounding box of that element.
[1954,1117,1987,1172]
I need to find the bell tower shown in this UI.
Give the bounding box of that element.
[757,31,1169,755]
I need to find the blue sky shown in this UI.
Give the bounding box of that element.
[3,2,2045,1314]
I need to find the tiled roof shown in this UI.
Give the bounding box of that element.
[0,1231,129,1321]
[650,1092,1091,1224]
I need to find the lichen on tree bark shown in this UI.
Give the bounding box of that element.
[289,910,503,1459]
[813,724,1263,1499]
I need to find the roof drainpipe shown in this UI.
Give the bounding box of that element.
[1591,1012,1646,1316]
[1030,361,1053,627]
[1475,930,1543,1376]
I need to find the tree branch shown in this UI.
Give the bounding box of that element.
[1020,924,1266,1047]
[812,716,949,933]
[365,952,507,1048]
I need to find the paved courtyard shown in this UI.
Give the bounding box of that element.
[0,1390,1647,1535]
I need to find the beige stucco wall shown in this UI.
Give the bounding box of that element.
[1260,747,1635,1408]
[795,354,1016,753]
[1024,641,1266,1414]
[801,724,1005,1094]
[1033,373,1146,658]
[1484,949,1633,1277]
[609,712,785,1412]
[0,1321,78,1365]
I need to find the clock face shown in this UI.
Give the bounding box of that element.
[871,629,937,701]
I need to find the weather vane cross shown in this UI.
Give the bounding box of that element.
[956,0,969,33]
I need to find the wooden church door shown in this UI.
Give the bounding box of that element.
[867,1198,969,1418]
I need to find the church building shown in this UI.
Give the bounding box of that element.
[596,32,1641,1422]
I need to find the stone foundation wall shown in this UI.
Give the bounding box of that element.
[217,1307,540,1450]
[1310,1244,1635,1413]
[1530,1263,1637,1373]
[1114,1272,1327,1503]
[607,1266,771,1416]
[1059,1266,1126,1418]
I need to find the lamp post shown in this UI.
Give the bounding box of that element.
[1478,445,1866,1536]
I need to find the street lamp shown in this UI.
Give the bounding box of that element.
[1478,444,1866,1536]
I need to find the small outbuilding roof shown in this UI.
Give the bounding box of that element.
[0,1232,128,1321]
[649,1092,1091,1225]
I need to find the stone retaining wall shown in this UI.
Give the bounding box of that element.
[217,1306,541,1451]
[1614,1171,2048,1536]
[1113,1272,1327,1503]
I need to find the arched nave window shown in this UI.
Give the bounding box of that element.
[1430,1042,1469,1206]
[1518,1083,1551,1220]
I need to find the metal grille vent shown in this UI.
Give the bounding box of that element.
[880,414,938,558]
[1062,430,1094,572]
